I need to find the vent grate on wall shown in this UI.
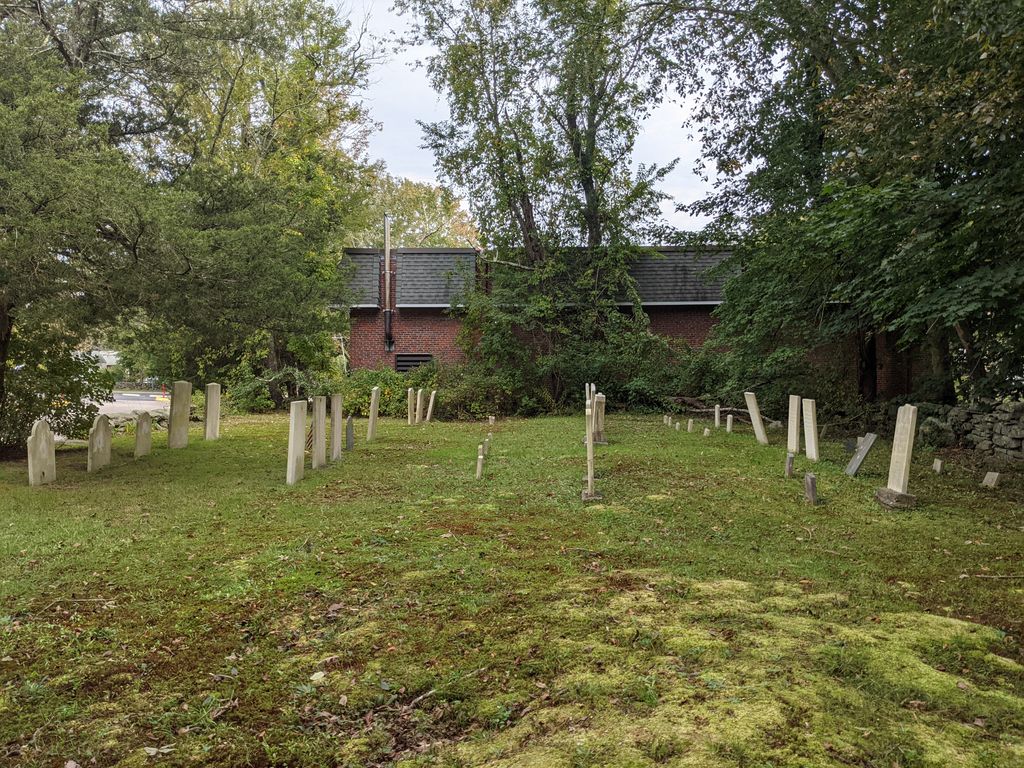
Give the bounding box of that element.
[395,353,433,373]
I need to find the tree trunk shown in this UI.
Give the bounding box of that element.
[266,332,285,408]
[858,331,877,402]
[926,327,956,403]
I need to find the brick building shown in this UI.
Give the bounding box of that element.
[341,246,923,398]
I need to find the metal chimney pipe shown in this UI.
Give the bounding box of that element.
[383,215,393,348]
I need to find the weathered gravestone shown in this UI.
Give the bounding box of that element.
[703,427,711,437]
[875,404,919,508]
[804,473,818,505]
[134,412,152,458]
[345,414,354,451]
[426,390,437,422]
[330,394,343,461]
[286,400,306,485]
[744,392,769,445]
[802,398,819,462]
[687,419,694,433]
[932,458,944,475]
[594,393,607,444]
[582,401,601,501]
[785,452,794,479]
[367,386,380,442]
[787,395,802,455]
[675,421,681,431]
[407,388,415,426]
[27,419,56,486]
[311,396,327,469]
[168,380,192,449]
[981,471,1000,489]
[204,383,221,440]
[415,388,425,424]
[88,414,112,473]
[844,433,878,477]
[726,414,734,433]
[714,404,721,429]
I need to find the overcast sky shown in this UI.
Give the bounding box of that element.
[350,1,713,231]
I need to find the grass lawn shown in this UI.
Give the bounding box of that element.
[1,413,1023,767]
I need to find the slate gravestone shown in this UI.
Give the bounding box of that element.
[744,392,769,445]
[345,414,354,451]
[134,412,152,458]
[286,400,306,485]
[88,414,112,473]
[27,419,56,486]
[844,433,878,477]
[804,473,818,505]
[785,452,794,479]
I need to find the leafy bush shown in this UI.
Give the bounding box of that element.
[918,416,955,448]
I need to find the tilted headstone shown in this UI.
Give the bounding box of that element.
[415,388,425,424]
[134,412,152,458]
[726,414,734,433]
[311,396,327,469]
[804,473,818,505]
[88,414,112,473]
[204,383,221,440]
[687,419,694,433]
[744,392,769,445]
[407,388,414,426]
[785,452,794,479]
[286,400,306,485]
[426,390,437,422]
[802,398,819,462]
[367,386,380,442]
[787,395,802,455]
[168,380,192,449]
[330,394,343,461]
[703,427,711,437]
[844,433,878,476]
[981,471,1000,489]
[27,419,56,486]
[594,393,607,444]
[714,404,721,429]
[932,458,944,475]
[875,404,918,508]
[345,414,354,451]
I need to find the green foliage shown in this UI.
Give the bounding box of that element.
[337,366,439,418]
[918,417,956,450]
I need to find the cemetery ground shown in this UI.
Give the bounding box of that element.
[1,415,1023,767]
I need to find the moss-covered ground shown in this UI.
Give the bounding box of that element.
[1,414,1022,766]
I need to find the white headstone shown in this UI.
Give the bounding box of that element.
[744,392,769,445]
[88,414,112,472]
[675,421,681,431]
[367,386,380,441]
[134,412,152,458]
[204,383,221,440]
[981,471,1000,489]
[330,394,343,461]
[286,400,306,485]
[489,415,496,426]
[802,398,819,462]
[415,388,425,424]
[311,396,327,469]
[932,458,943,475]
[787,395,802,454]
[476,444,484,480]
[426,390,437,422]
[168,380,192,449]
[594,393,607,444]
[726,414,734,433]
[714,404,721,428]
[687,419,694,433]
[407,388,414,425]
[886,404,919,495]
[703,427,711,437]
[27,419,56,486]
[582,402,600,500]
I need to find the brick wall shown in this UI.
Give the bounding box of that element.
[347,309,464,370]
[646,306,719,347]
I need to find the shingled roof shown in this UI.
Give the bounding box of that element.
[344,250,380,308]
[626,248,728,305]
[395,249,477,308]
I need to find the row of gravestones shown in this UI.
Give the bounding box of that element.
[406,388,437,425]
[26,381,220,487]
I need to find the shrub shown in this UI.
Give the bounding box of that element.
[918,416,955,448]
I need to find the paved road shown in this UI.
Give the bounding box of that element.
[99,391,170,415]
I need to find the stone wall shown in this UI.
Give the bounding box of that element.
[915,400,1024,461]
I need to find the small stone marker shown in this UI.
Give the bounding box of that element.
[330,394,343,461]
[714,404,721,429]
[664,414,670,426]
[485,433,492,454]
[875,404,919,508]
[804,473,818,505]
[134,412,152,458]
[675,421,681,431]
[286,400,306,485]
[785,452,794,479]
[345,414,354,450]
[932,458,944,475]
[426,390,437,422]
[476,444,484,480]
[415,388,425,424]
[407,388,415,426]
[489,415,496,426]
[367,386,380,442]
[311,396,327,469]
[168,380,192,449]
[981,471,1000,489]
[744,391,769,445]
[802,398,819,462]
[204,383,221,440]
[27,419,56,486]
[844,433,878,476]
[87,414,112,473]
[687,419,694,433]
[594,393,607,444]
[703,427,711,437]
[787,395,802,454]
[726,414,734,433]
